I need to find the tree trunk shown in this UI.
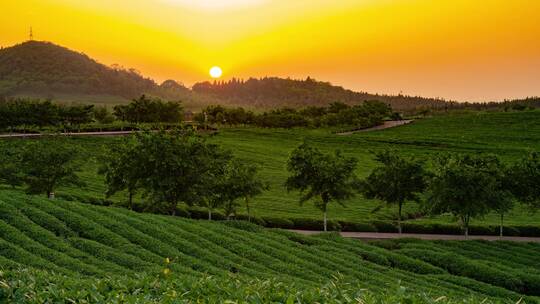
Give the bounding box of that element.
[500,213,504,238]
[170,203,176,216]
[128,192,133,210]
[463,215,469,238]
[47,191,54,200]
[245,197,251,222]
[398,202,403,234]
[208,209,212,221]
[323,210,327,232]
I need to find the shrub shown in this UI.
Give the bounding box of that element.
[290,218,341,231]
[235,214,266,226]
[262,217,295,229]
[512,225,540,237]
[468,225,497,236]
[339,221,377,232]
[402,223,462,235]
[371,220,397,233]
[187,208,226,220]
[398,248,528,294]
[221,220,264,233]
[174,205,191,218]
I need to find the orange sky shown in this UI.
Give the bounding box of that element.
[2,0,540,101]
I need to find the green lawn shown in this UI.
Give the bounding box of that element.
[3,110,540,230]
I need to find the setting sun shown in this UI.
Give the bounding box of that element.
[209,66,223,78]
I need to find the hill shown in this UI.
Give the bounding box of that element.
[0,190,539,303]
[192,77,454,110]
[0,41,190,102]
[0,40,459,110]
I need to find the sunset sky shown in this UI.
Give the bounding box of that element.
[2,0,540,101]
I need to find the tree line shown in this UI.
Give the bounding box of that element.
[0,130,266,221]
[195,100,393,129]
[1,131,539,236]
[112,95,183,123]
[0,98,94,131]
[286,144,540,235]
[0,95,184,131]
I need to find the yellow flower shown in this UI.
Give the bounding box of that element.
[163,268,171,276]
[165,257,170,264]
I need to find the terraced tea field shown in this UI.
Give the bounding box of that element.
[0,191,539,302]
[7,109,535,233]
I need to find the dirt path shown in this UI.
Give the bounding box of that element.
[288,230,540,243]
[337,120,413,135]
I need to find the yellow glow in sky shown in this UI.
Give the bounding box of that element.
[2,0,540,101]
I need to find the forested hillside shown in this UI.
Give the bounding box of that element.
[193,77,454,110]
[0,41,452,110]
[1,41,537,111]
[0,41,189,100]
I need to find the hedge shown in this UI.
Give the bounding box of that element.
[71,196,540,237]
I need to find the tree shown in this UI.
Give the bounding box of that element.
[507,152,540,211]
[0,143,23,188]
[220,160,267,221]
[99,137,143,210]
[200,149,234,220]
[93,106,115,124]
[487,161,515,237]
[286,143,358,231]
[201,157,267,221]
[236,162,268,222]
[20,137,84,198]
[427,154,499,237]
[133,129,220,215]
[359,151,426,234]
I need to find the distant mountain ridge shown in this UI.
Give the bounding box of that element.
[0,40,512,111]
[192,77,453,110]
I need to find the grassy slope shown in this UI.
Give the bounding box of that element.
[0,191,539,303]
[209,110,540,227]
[3,110,539,228]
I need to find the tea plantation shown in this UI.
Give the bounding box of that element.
[23,109,540,234]
[0,191,539,303]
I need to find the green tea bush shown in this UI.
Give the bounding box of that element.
[0,193,537,302]
[221,220,265,233]
[371,220,398,233]
[402,223,462,235]
[339,221,377,232]
[290,217,341,231]
[0,268,500,304]
[67,237,151,272]
[234,214,267,226]
[262,216,295,229]
[397,248,529,294]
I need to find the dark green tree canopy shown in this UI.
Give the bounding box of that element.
[286,143,358,231]
[99,136,145,209]
[113,95,183,124]
[0,143,23,188]
[507,152,540,209]
[361,151,426,205]
[427,154,502,235]
[129,129,224,215]
[20,137,84,198]
[359,151,427,233]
